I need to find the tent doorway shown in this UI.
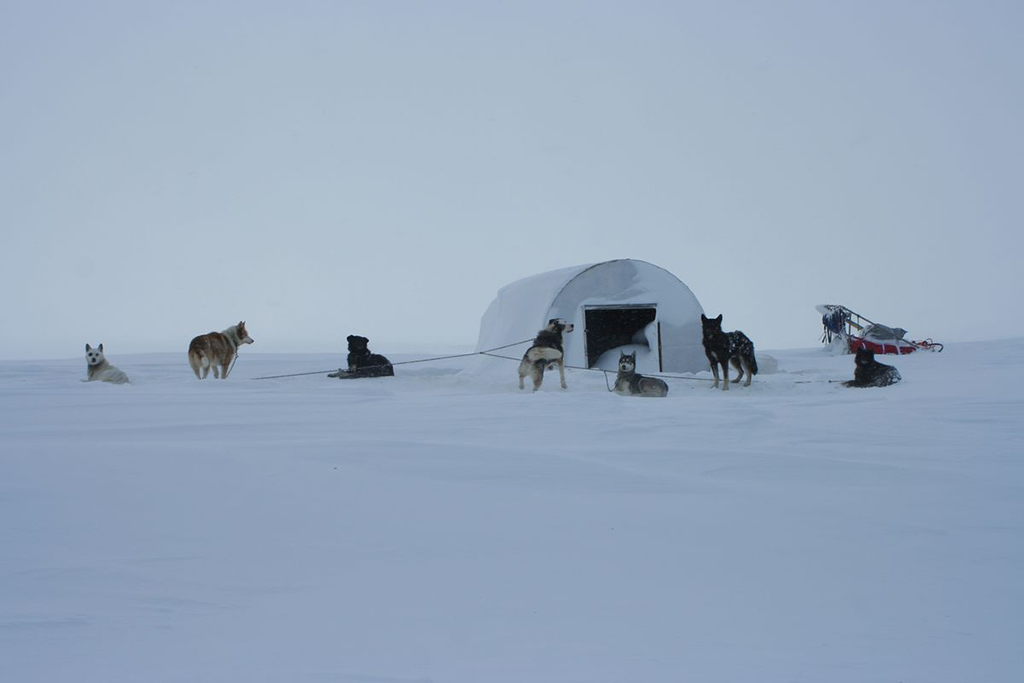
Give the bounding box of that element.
[583,304,660,369]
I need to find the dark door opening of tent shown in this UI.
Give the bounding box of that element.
[584,305,659,368]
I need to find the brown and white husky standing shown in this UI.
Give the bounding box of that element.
[187,321,254,379]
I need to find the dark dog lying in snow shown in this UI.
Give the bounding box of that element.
[843,348,901,388]
[328,335,394,379]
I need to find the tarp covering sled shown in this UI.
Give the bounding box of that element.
[817,304,943,355]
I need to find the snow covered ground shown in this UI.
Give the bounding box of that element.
[2,340,1022,683]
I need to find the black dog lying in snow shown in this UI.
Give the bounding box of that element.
[843,348,901,388]
[328,335,394,379]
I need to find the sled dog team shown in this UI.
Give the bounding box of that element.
[86,314,899,391]
[85,322,400,385]
[516,313,898,395]
[518,313,761,396]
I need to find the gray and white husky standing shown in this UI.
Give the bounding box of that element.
[84,343,130,384]
[613,351,668,397]
[518,318,574,391]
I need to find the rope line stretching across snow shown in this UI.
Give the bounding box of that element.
[249,339,535,380]
[252,342,835,384]
[479,353,838,385]
[477,352,717,383]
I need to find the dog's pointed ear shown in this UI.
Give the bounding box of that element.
[715,314,723,323]
[239,320,245,328]
[701,314,707,323]
[86,343,91,352]
[98,343,103,352]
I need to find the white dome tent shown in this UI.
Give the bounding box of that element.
[472,259,707,376]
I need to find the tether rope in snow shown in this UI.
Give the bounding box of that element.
[251,341,836,385]
[480,353,842,386]
[477,352,718,384]
[250,339,535,380]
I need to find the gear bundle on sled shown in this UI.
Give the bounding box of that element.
[817,304,943,355]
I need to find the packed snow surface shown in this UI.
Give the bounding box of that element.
[2,340,1022,682]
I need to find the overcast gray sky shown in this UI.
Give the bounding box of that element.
[2,0,1022,359]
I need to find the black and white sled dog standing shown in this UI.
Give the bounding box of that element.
[613,351,668,397]
[843,348,901,388]
[84,343,129,384]
[518,318,574,391]
[329,335,395,378]
[700,313,758,390]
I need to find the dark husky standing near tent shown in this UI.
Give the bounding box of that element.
[700,314,758,390]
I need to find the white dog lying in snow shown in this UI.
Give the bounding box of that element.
[84,343,129,384]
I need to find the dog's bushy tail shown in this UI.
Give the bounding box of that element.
[187,339,209,379]
[740,332,758,375]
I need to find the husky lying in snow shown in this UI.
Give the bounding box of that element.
[519,318,574,391]
[613,351,668,397]
[328,335,394,379]
[701,314,758,390]
[84,344,129,384]
[187,321,254,380]
[843,348,901,388]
